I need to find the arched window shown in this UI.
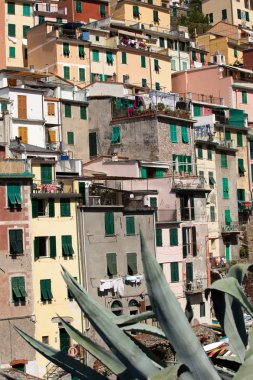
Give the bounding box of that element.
[128,299,139,315]
[111,300,123,316]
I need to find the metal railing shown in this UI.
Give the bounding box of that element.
[184,279,204,293]
[221,223,240,233]
[32,180,75,194]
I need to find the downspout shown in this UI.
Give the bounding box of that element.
[230,0,234,24]
[149,54,152,90]
[205,235,211,287]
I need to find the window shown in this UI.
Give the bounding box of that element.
[237,189,245,201]
[11,277,27,303]
[234,48,238,58]
[34,236,56,259]
[106,52,113,65]
[182,227,196,257]
[225,130,231,140]
[7,183,22,208]
[9,229,23,255]
[170,228,178,246]
[62,235,74,256]
[41,164,52,184]
[39,16,45,24]
[209,13,213,23]
[76,0,82,12]
[133,5,140,18]
[79,105,87,120]
[18,95,27,119]
[192,51,197,61]
[222,177,229,199]
[18,126,28,144]
[198,146,203,159]
[107,253,117,276]
[193,105,201,116]
[32,198,55,218]
[78,45,85,60]
[127,252,137,275]
[1,101,7,112]
[142,78,147,87]
[141,55,146,68]
[153,10,159,22]
[23,4,30,16]
[237,132,243,147]
[237,8,241,19]
[192,227,197,256]
[242,91,247,104]
[47,103,55,116]
[246,11,250,21]
[154,59,160,73]
[171,59,176,71]
[222,9,227,19]
[200,302,205,317]
[60,198,71,217]
[64,104,71,118]
[63,66,70,80]
[173,155,192,173]
[225,209,232,226]
[221,153,228,168]
[155,82,160,90]
[92,50,99,62]
[48,129,56,143]
[111,126,120,144]
[9,47,15,58]
[182,61,188,71]
[159,37,165,48]
[57,18,62,23]
[156,228,163,247]
[100,4,106,17]
[23,25,30,38]
[122,52,127,64]
[200,52,205,63]
[209,171,216,187]
[8,24,16,37]
[42,336,49,344]
[126,216,135,235]
[40,279,53,301]
[207,147,212,160]
[181,126,189,144]
[210,206,215,222]
[95,36,99,42]
[63,43,70,57]
[105,212,115,235]
[8,2,15,14]
[111,300,122,315]
[171,262,179,283]
[170,124,177,143]
[238,158,245,176]
[89,132,97,156]
[67,276,77,299]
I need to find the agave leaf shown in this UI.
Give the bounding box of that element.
[115,311,155,326]
[177,365,195,380]
[0,370,18,380]
[57,316,130,379]
[14,326,106,380]
[233,354,253,380]
[62,267,158,380]
[227,264,253,285]
[148,364,180,379]
[245,328,253,360]
[140,233,220,380]
[185,299,193,324]
[121,323,166,339]
[211,356,241,372]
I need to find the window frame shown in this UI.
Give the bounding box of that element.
[9,228,24,255]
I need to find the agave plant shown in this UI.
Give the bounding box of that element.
[15,234,253,379]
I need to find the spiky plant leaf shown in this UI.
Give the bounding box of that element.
[115,311,155,326]
[121,323,166,339]
[14,326,106,380]
[57,316,130,379]
[177,365,194,379]
[0,369,19,380]
[148,364,180,379]
[62,267,158,380]
[233,354,253,380]
[140,233,220,380]
[245,328,253,360]
[212,356,241,372]
[227,264,253,284]
[185,299,193,323]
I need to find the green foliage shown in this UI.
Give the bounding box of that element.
[177,0,209,37]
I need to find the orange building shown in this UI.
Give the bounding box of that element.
[66,0,109,23]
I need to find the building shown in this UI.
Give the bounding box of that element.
[66,0,109,23]
[34,0,68,24]
[0,156,36,373]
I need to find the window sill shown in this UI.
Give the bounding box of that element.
[10,253,24,257]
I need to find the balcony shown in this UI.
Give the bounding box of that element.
[157,209,177,223]
[0,159,33,178]
[172,178,209,192]
[216,139,235,149]
[184,279,204,294]
[221,223,240,234]
[32,180,80,198]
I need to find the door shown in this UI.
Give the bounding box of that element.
[225,243,231,262]
[59,328,70,353]
[186,262,193,284]
[89,132,97,157]
[41,164,52,184]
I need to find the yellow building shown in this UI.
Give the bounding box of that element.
[202,0,253,28]
[31,159,83,377]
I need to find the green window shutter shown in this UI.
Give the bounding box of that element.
[153,10,159,22]
[198,146,203,159]
[238,158,245,175]
[67,276,77,299]
[246,11,250,21]
[225,209,232,224]
[178,155,185,172]
[242,91,247,104]
[237,9,241,19]
[8,2,15,14]
[210,206,215,222]
[79,45,85,59]
[79,182,86,200]
[12,277,21,299]
[182,227,187,258]
[200,52,205,63]
[9,47,15,58]
[221,153,228,168]
[192,227,197,256]
[79,68,85,82]
[141,167,147,178]
[133,5,140,17]
[106,52,113,64]
[65,104,72,118]
[237,189,245,201]
[234,48,238,58]
[100,4,106,16]
[156,228,163,247]
[1,101,7,112]
[171,262,179,282]
[34,237,40,260]
[122,52,127,64]
[200,302,205,317]
[126,216,135,235]
[111,126,120,144]
[159,37,165,47]
[92,50,99,62]
[23,4,30,16]
[190,197,195,220]
[127,252,137,275]
[50,236,56,258]
[105,212,115,235]
[23,25,30,38]
[170,228,178,246]
[57,18,62,23]
[225,130,231,140]
[154,59,159,72]
[192,51,197,61]
[40,279,53,301]
[141,55,146,68]
[8,24,16,37]
[222,177,229,199]
[251,164,253,183]
[170,124,177,142]
[89,132,97,156]
[181,126,189,143]
[48,198,55,218]
[67,131,74,145]
[207,148,212,160]
[229,108,244,127]
[155,82,160,90]
[186,156,192,173]
[41,164,52,184]
[222,9,227,19]
[62,235,74,256]
[142,78,147,87]
[237,132,243,147]
[209,172,216,185]
[18,276,27,298]
[76,0,82,12]
[107,253,117,276]
[63,66,70,80]
[60,198,71,217]
[32,199,38,218]
[46,279,53,300]
[7,183,21,208]
[193,105,201,116]
[63,43,70,57]
[80,105,87,119]
[39,16,45,24]
[9,229,22,254]
[155,168,164,178]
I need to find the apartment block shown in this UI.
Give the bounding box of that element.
[66,0,109,23]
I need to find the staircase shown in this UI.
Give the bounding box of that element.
[43,362,68,380]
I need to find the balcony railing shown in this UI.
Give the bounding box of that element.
[217,139,234,149]
[32,180,75,194]
[157,209,177,223]
[172,178,205,190]
[0,159,31,174]
[184,279,204,294]
[221,223,240,234]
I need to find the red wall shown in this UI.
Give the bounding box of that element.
[243,49,253,71]
[66,0,109,23]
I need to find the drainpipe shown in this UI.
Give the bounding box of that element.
[149,54,152,90]
[230,0,234,24]
[205,235,211,287]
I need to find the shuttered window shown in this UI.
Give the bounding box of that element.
[48,198,55,217]
[80,105,87,119]
[23,25,30,38]
[237,9,241,19]
[105,212,115,235]
[171,262,179,283]
[192,227,197,256]
[126,216,135,235]
[237,132,243,147]
[60,198,71,217]
[92,50,99,62]
[107,253,117,276]
[11,277,27,301]
[225,130,231,140]
[18,127,28,144]
[63,43,70,57]
[100,4,106,17]
[210,206,215,222]
[62,235,74,256]
[79,68,85,82]
[89,132,97,156]
[170,124,177,142]
[67,131,74,145]
[181,126,189,143]
[9,47,15,58]
[238,158,245,175]
[48,130,56,143]
[23,4,30,16]
[7,183,22,208]
[8,23,16,37]
[127,252,137,275]
[222,9,227,19]
[156,228,163,247]
[193,105,201,116]
[198,146,203,159]
[141,167,147,178]
[76,0,82,12]
[9,229,23,254]
[141,55,146,68]
[63,66,70,80]
[79,45,85,59]
[111,126,120,144]
[40,279,53,301]
[225,209,232,225]
[48,103,55,116]
[64,104,71,118]
[222,178,229,199]
[32,199,38,218]
[18,95,27,119]
[41,164,52,184]
[207,147,212,160]
[153,10,159,22]
[8,2,15,14]
[182,227,187,258]
[170,228,178,246]
[122,52,127,64]
[154,59,159,73]
[133,5,140,17]
[237,188,245,201]
[242,91,247,104]
[49,236,56,258]
[221,153,228,168]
